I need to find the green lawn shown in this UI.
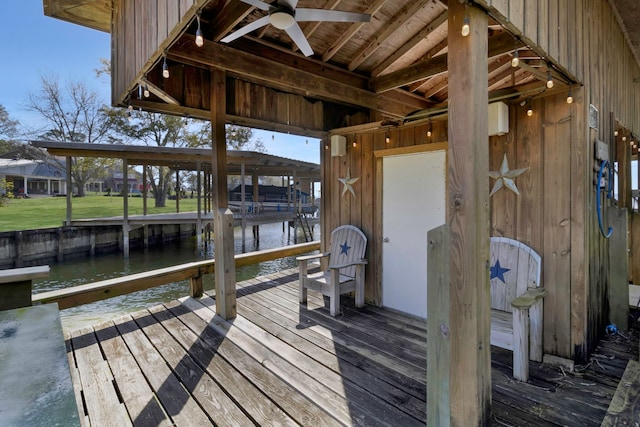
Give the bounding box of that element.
[0,195,200,232]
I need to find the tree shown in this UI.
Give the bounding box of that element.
[26,74,118,196]
[114,111,205,207]
[0,105,19,154]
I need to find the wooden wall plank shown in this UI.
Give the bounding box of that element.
[537,0,549,56]
[542,93,572,358]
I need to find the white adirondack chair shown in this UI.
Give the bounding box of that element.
[297,225,368,316]
[490,236,545,382]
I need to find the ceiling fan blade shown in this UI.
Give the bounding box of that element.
[221,15,270,43]
[285,22,313,57]
[238,0,271,12]
[295,9,371,23]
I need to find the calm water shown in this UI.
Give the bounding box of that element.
[33,223,319,330]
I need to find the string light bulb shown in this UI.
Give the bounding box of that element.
[143,82,150,98]
[195,14,204,47]
[614,130,619,137]
[566,89,573,104]
[511,49,519,67]
[162,55,169,79]
[461,13,470,37]
[526,101,533,117]
[623,136,627,142]
[427,120,432,138]
[546,70,554,89]
[385,131,390,144]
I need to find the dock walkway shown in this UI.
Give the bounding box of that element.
[65,268,638,426]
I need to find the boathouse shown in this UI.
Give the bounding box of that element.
[37,0,640,424]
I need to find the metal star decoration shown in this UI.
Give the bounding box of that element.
[338,167,359,198]
[339,241,351,255]
[489,153,529,197]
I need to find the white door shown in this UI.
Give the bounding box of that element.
[382,150,446,318]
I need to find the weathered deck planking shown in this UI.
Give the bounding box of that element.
[65,268,638,426]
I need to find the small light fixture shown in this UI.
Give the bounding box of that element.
[195,14,204,47]
[526,100,533,117]
[352,134,357,148]
[511,49,519,68]
[385,131,390,144]
[566,89,573,104]
[546,70,554,89]
[630,139,634,146]
[162,55,169,79]
[614,130,619,137]
[427,119,432,138]
[461,13,470,37]
[143,82,150,98]
[623,136,627,142]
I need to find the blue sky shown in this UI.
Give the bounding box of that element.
[0,2,319,163]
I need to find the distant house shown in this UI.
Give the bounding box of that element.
[103,171,144,193]
[0,158,66,196]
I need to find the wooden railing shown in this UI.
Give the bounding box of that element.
[32,241,320,310]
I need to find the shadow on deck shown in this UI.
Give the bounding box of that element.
[65,268,639,426]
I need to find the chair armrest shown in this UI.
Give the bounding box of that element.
[511,288,546,310]
[296,252,330,262]
[328,259,368,269]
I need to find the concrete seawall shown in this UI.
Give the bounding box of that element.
[0,224,197,269]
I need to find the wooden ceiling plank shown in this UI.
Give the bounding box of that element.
[371,9,448,77]
[348,0,431,71]
[320,0,387,62]
[292,0,343,52]
[372,31,514,93]
[171,35,419,118]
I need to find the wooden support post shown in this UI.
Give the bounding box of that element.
[211,68,236,320]
[427,224,451,427]
[609,207,630,329]
[122,158,130,259]
[175,170,180,213]
[65,156,72,226]
[190,271,204,298]
[214,208,236,317]
[142,164,148,216]
[447,2,491,425]
[241,162,246,250]
[196,162,203,248]
[617,130,632,209]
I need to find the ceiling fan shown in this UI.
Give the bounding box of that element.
[221,0,371,57]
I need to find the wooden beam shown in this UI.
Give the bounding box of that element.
[171,35,420,118]
[211,2,253,42]
[141,78,180,105]
[348,0,431,71]
[447,2,491,425]
[371,9,448,77]
[211,68,236,320]
[372,31,514,93]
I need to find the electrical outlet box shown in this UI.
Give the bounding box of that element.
[488,102,509,136]
[331,135,346,157]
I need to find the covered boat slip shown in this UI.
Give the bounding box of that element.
[66,268,638,427]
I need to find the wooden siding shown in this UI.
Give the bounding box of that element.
[322,93,593,360]
[112,0,201,106]
[476,0,640,362]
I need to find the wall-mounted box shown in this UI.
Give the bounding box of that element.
[488,101,509,136]
[331,135,346,157]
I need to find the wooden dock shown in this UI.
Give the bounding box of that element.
[65,268,638,426]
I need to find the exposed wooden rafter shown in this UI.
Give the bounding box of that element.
[348,0,431,71]
[371,31,514,93]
